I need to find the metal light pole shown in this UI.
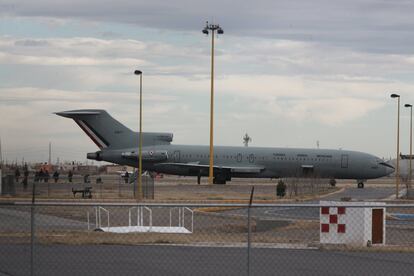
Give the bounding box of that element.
[405,103,413,194]
[202,21,224,184]
[391,93,400,199]
[134,70,143,199]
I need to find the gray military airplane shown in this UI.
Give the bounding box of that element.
[56,109,395,188]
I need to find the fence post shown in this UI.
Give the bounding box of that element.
[247,186,254,276]
[118,176,121,198]
[30,180,36,276]
[133,172,137,199]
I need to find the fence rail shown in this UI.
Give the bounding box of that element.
[5,202,414,207]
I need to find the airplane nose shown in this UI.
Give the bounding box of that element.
[386,166,395,175]
[380,162,395,176]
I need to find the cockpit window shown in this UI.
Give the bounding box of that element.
[379,162,395,169]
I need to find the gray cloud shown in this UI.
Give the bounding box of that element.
[3,0,414,53]
[14,39,49,47]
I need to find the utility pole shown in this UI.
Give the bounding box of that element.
[202,21,224,184]
[391,93,401,199]
[49,142,52,165]
[134,70,143,199]
[0,137,2,190]
[0,136,2,168]
[405,103,413,196]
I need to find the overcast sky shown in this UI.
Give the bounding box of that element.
[1,0,414,164]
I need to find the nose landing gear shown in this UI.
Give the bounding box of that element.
[357,180,365,189]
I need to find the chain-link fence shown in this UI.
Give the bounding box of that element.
[3,173,339,202]
[1,174,154,199]
[1,202,414,275]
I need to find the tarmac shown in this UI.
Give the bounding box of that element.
[221,186,398,221]
[1,244,414,276]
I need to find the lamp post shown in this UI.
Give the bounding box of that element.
[134,69,143,199]
[202,21,224,184]
[405,103,413,195]
[391,93,400,199]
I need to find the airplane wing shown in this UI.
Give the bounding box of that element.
[154,162,265,174]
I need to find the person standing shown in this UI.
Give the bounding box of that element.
[15,167,21,182]
[39,168,45,182]
[124,171,129,184]
[44,170,50,183]
[34,170,39,182]
[68,170,73,183]
[53,171,60,183]
[23,167,29,190]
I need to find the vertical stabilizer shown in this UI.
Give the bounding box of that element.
[55,109,173,149]
[55,110,134,149]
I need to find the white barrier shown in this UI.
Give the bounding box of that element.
[89,206,193,234]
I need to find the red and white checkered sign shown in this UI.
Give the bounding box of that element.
[320,207,346,233]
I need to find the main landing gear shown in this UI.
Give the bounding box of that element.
[357,180,365,189]
[196,174,227,184]
[213,172,231,185]
[197,171,231,185]
[213,174,227,185]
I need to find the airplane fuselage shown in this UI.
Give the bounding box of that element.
[95,144,393,181]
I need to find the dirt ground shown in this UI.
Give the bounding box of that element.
[3,174,344,203]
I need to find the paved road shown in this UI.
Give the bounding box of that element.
[0,208,87,232]
[1,244,413,276]
[322,187,395,201]
[223,187,397,221]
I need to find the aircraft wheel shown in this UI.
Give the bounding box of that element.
[214,174,227,185]
[357,182,364,189]
[329,179,336,187]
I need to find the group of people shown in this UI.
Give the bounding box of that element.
[14,166,74,187]
[33,168,51,183]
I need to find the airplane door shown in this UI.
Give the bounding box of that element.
[372,209,384,244]
[341,154,348,168]
[173,151,181,162]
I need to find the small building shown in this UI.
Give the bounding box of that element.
[77,165,98,175]
[32,163,55,173]
[320,201,385,246]
[104,165,134,174]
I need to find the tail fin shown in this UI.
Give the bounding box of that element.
[55,109,173,149]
